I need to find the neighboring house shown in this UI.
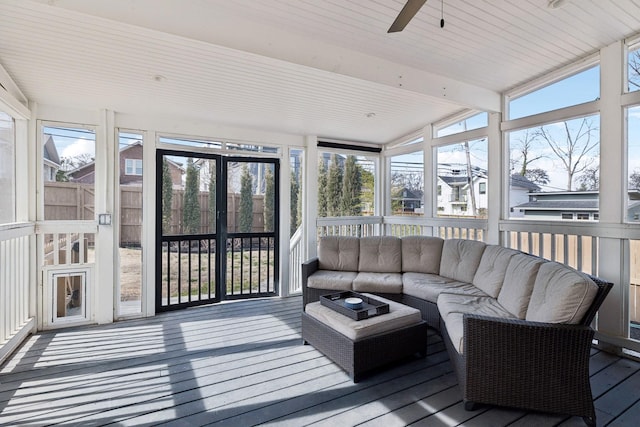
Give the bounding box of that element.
[67,160,95,184]
[509,174,542,218]
[438,175,472,216]
[437,168,539,217]
[514,190,640,222]
[436,163,489,217]
[43,135,61,182]
[392,187,423,213]
[67,142,183,186]
[627,189,640,222]
[513,191,600,221]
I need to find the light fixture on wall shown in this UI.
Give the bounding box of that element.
[548,0,568,9]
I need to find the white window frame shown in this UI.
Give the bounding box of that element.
[125,158,143,176]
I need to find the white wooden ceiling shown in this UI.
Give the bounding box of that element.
[1,0,640,144]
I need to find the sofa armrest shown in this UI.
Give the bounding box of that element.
[301,257,319,307]
[462,313,594,412]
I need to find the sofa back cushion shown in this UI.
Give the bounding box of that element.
[526,261,598,324]
[318,236,360,271]
[472,245,520,298]
[358,236,402,273]
[497,253,544,319]
[401,236,444,274]
[439,239,486,283]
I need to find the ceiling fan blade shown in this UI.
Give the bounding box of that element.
[388,0,428,33]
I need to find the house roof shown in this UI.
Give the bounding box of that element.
[514,200,599,211]
[510,174,541,192]
[43,135,60,165]
[2,1,640,143]
[439,176,470,186]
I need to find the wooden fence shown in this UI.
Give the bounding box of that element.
[45,182,267,247]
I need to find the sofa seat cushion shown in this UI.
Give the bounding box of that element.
[318,236,360,271]
[439,295,516,355]
[358,236,402,273]
[526,261,598,324]
[402,272,487,303]
[401,236,444,274]
[304,294,422,341]
[437,293,516,320]
[353,272,403,294]
[472,245,520,298]
[307,270,357,291]
[439,239,487,283]
[497,253,544,319]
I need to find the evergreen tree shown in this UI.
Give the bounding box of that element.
[239,164,254,233]
[290,170,300,236]
[317,160,328,217]
[341,155,362,215]
[264,166,274,232]
[162,158,173,234]
[327,154,343,216]
[360,167,375,214]
[208,160,216,232]
[297,179,302,231]
[183,158,201,234]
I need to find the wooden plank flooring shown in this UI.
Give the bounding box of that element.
[1,296,639,426]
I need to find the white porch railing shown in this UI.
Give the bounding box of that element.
[384,216,487,241]
[501,222,599,275]
[316,216,382,237]
[316,216,487,240]
[0,222,34,365]
[289,226,303,295]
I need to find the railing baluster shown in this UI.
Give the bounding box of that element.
[177,241,182,303]
[592,236,598,276]
[258,237,262,293]
[538,232,544,257]
[249,237,253,295]
[166,242,170,305]
[267,237,271,292]
[577,235,583,272]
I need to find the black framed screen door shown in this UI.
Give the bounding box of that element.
[155,150,279,312]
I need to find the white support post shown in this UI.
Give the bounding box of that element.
[305,136,318,258]
[142,130,156,317]
[597,41,627,343]
[95,109,115,324]
[424,125,435,234]
[280,149,291,297]
[486,111,501,245]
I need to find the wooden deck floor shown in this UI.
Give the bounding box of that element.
[1,296,639,426]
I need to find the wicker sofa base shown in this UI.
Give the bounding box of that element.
[301,312,428,382]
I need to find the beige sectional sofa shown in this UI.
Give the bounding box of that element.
[301,235,612,426]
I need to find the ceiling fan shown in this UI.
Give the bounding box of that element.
[388,0,434,33]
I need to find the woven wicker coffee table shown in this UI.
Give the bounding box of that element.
[302,293,428,382]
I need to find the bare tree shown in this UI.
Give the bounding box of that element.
[60,153,94,171]
[629,49,640,91]
[511,128,545,176]
[535,118,599,190]
[630,169,640,190]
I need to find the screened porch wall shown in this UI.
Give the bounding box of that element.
[3,37,640,362]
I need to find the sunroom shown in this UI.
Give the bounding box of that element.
[1,0,640,425]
